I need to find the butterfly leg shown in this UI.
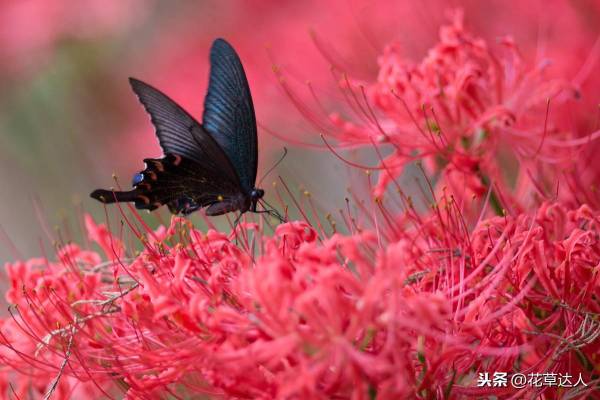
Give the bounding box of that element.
[253,209,286,223]
[255,199,286,223]
[232,212,245,246]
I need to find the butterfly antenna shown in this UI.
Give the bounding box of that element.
[257,147,288,187]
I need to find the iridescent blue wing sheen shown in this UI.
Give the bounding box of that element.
[202,38,258,193]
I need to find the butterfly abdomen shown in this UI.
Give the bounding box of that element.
[205,193,251,216]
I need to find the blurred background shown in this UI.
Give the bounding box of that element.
[1,0,599,263]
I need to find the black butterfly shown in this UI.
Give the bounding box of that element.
[91,38,282,221]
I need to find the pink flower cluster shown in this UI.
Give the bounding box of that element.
[1,200,599,398]
[293,12,600,212]
[2,9,600,400]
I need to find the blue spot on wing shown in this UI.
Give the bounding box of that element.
[132,173,144,186]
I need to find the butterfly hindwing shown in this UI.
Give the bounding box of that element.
[202,38,258,193]
[91,154,243,214]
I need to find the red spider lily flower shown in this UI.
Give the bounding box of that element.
[286,11,600,215]
[0,198,598,399]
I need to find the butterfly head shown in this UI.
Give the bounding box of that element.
[251,188,264,200]
[250,188,264,211]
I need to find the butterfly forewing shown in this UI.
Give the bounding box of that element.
[129,78,239,183]
[202,38,258,193]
